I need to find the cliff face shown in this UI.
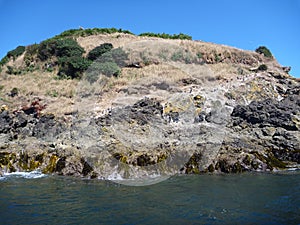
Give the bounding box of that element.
[0,31,299,180]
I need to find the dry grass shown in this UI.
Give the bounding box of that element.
[0,32,289,117]
[0,68,78,115]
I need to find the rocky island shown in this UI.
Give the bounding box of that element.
[0,28,299,180]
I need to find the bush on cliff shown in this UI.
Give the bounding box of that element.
[0,56,9,67]
[87,43,113,61]
[255,46,273,58]
[85,47,128,82]
[38,38,90,79]
[139,32,192,40]
[24,44,39,66]
[38,38,85,61]
[258,64,268,71]
[58,56,91,79]
[0,46,25,68]
[7,46,26,60]
[55,28,133,38]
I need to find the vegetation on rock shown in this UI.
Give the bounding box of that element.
[255,46,273,58]
[54,28,134,39]
[258,64,268,71]
[38,38,85,60]
[37,38,90,79]
[86,46,128,82]
[139,32,192,40]
[0,45,26,69]
[87,43,113,61]
[58,56,91,79]
[7,46,26,60]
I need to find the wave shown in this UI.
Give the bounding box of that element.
[106,171,170,186]
[1,171,47,180]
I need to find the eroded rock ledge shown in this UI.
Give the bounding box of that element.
[1,87,299,178]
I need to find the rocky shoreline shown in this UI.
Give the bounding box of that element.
[1,85,299,179]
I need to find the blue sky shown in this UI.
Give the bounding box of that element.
[0,0,299,77]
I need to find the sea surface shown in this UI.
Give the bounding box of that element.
[0,171,299,225]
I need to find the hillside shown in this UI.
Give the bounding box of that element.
[0,28,299,181]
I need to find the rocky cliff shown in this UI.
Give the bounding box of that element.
[0,29,299,180]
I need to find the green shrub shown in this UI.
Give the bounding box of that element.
[58,56,91,79]
[38,38,84,61]
[10,87,19,97]
[46,90,59,97]
[37,37,89,79]
[257,64,268,71]
[25,44,39,56]
[0,56,9,67]
[95,47,128,67]
[139,32,192,40]
[0,46,25,67]
[55,38,85,57]
[54,28,134,39]
[171,51,184,61]
[85,70,99,84]
[196,52,203,59]
[24,44,39,66]
[37,39,59,61]
[255,46,273,58]
[215,54,221,62]
[98,62,121,77]
[110,48,129,67]
[87,43,113,61]
[7,46,26,60]
[88,61,120,78]
[85,47,127,82]
[6,66,21,75]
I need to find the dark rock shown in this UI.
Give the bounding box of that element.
[55,156,66,173]
[282,66,291,73]
[180,78,198,85]
[81,158,93,176]
[205,108,229,125]
[215,159,231,173]
[0,111,12,133]
[126,62,144,68]
[167,111,179,123]
[32,114,65,139]
[215,159,246,173]
[184,152,202,174]
[194,111,206,123]
[128,98,163,125]
[136,154,152,166]
[207,164,215,172]
[13,112,28,128]
[151,82,170,91]
[9,88,19,97]
[231,96,299,131]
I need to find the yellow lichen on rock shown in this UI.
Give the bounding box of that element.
[42,155,59,173]
[0,105,8,112]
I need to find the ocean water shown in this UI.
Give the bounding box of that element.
[0,171,299,225]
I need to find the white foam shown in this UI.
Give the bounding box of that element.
[3,171,47,179]
[107,171,124,181]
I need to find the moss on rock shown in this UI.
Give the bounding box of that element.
[43,155,59,173]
